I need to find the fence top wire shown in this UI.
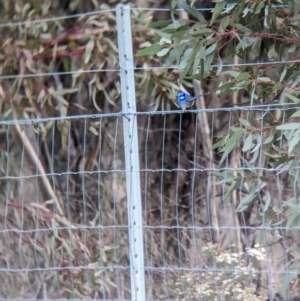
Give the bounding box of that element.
[0,2,294,80]
[0,8,116,28]
[0,3,288,29]
[0,103,299,126]
[1,59,300,80]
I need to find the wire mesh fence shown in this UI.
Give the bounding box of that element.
[1,106,297,300]
[0,2,300,301]
[1,114,128,298]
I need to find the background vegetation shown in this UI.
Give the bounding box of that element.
[1,0,300,300]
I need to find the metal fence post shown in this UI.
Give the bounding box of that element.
[116,4,146,301]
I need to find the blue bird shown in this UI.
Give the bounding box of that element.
[176,91,209,110]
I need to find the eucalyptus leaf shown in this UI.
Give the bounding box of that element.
[224,178,242,198]
[192,45,205,74]
[204,52,215,74]
[220,129,244,165]
[220,15,230,29]
[150,20,173,28]
[165,48,177,67]
[136,44,162,57]
[221,70,240,77]
[239,118,252,128]
[157,48,170,57]
[178,0,205,21]
[210,1,227,25]
[291,111,300,118]
[276,123,300,130]
[242,134,253,152]
[179,48,193,69]
[216,56,223,75]
[288,130,300,154]
[284,92,300,103]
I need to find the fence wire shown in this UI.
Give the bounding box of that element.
[0,3,299,301]
[0,106,297,300]
[2,58,300,80]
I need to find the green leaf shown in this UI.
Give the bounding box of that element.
[216,81,235,93]
[276,123,300,130]
[263,191,271,212]
[210,1,227,25]
[152,29,172,40]
[158,37,172,45]
[191,22,208,30]
[179,59,193,83]
[166,20,186,30]
[225,178,243,198]
[220,15,230,29]
[236,190,258,212]
[216,176,236,185]
[171,29,191,40]
[251,135,261,153]
[191,59,206,81]
[268,48,279,60]
[190,27,213,36]
[255,1,265,14]
[249,147,260,163]
[235,23,251,33]
[179,48,193,69]
[239,118,252,128]
[273,155,293,168]
[219,149,230,166]
[286,211,300,228]
[280,68,287,82]
[204,52,215,74]
[212,137,227,150]
[242,6,249,17]
[205,43,217,56]
[221,70,240,77]
[289,262,300,270]
[288,130,300,154]
[264,130,275,144]
[157,48,170,57]
[232,1,246,23]
[224,178,242,198]
[176,43,188,63]
[216,56,223,75]
[200,58,205,80]
[284,92,300,103]
[150,20,172,28]
[136,44,162,57]
[192,46,204,75]
[243,135,253,152]
[282,68,300,82]
[291,111,300,118]
[165,48,177,67]
[260,176,269,182]
[178,0,205,21]
[220,129,244,165]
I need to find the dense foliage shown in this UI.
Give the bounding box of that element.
[139,0,300,299]
[1,0,300,300]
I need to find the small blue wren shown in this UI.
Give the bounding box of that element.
[176,91,209,110]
